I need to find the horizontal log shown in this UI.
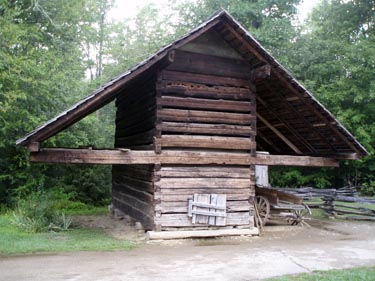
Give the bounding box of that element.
[157,135,256,150]
[113,165,155,182]
[158,188,251,196]
[116,91,155,122]
[161,70,251,87]
[158,212,251,227]
[113,174,154,193]
[160,82,253,101]
[115,129,156,147]
[334,196,375,204]
[116,106,155,129]
[116,116,156,138]
[157,166,250,178]
[156,178,252,189]
[165,49,252,79]
[112,190,154,216]
[334,208,374,216]
[158,96,254,113]
[112,199,154,230]
[158,108,255,125]
[113,182,154,204]
[147,228,258,240]
[159,122,254,137]
[155,200,251,213]
[155,193,252,202]
[30,148,340,167]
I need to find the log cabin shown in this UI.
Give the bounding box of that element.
[16,10,368,238]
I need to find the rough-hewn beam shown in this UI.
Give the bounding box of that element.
[251,64,271,82]
[257,113,302,154]
[30,148,339,167]
[28,142,40,152]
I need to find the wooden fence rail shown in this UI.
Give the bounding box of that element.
[275,186,375,221]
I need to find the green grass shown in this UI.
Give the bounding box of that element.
[0,214,134,255]
[63,205,109,216]
[266,266,375,280]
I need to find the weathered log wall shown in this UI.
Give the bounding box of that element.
[112,78,157,230]
[154,165,255,231]
[153,47,257,231]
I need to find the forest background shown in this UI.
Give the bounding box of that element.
[1,0,374,208]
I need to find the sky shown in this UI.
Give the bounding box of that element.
[109,0,320,22]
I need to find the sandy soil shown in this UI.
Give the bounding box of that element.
[1,218,375,281]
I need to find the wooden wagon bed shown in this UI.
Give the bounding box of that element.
[255,186,311,227]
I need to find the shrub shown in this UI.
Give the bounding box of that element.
[11,191,72,233]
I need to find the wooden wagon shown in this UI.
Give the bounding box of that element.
[255,186,311,227]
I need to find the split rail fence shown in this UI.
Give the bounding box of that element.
[275,186,375,221]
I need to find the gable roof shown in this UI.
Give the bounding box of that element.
[16,9,368,158]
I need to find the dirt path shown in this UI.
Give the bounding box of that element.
[1,220,375,281]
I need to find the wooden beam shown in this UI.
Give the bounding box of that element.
[257,113,302,154]
[28,142,40,152]
[257,96,316,154]
[30,148,339,167]
[251,64,271,82]
[147,228,259,240]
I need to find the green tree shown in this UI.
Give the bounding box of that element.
[284,0,375,187]
[0,0,114,205]
[170,0,301,63]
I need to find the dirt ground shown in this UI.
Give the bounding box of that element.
[1,217,375,281]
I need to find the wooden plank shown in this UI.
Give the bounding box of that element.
[113,165,156,182]
[160,212,250,227]
[158,96,254,113]
[166,49,252,79]
[158,135,255,150]
[116,91,155,122]
[112,182,154,204]
[159,122,254,137]
[147,228,259,240]
[160,82,253,101]
[161,70,251,88]
[116,116,156,138]
[157,166,250,178]
[159,189,250,197]
[159,108,255,125]
[194,194,210,224]
[215,194,226,226]
[115,129,156,147]
[112,189,154,216]
[116,105,155,129]
[156,178,251,189]
[155,193,250,202]
[30,149,340,167]
[156,200,250,213]
[114,174,154,193]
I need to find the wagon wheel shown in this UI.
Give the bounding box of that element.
[287,203,312,226]
[255,196,270,227]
